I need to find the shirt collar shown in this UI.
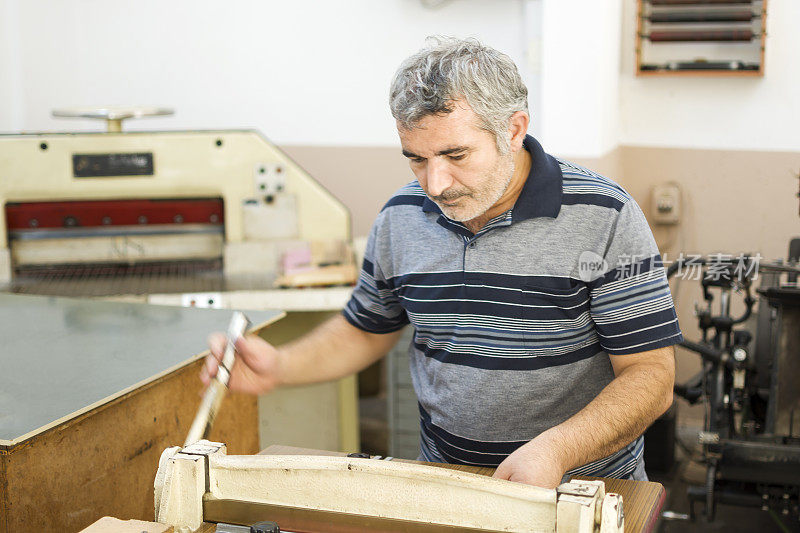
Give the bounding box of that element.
[512,134,563,222]
[421,134,563,222]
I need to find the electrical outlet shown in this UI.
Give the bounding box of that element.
[652,184,681,225]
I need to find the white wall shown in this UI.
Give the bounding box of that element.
[539,0,623,158]
[521,0,543,140]
[4,0,527,146]
[619,0,800,152]
[5,0,797,155]
[0,0,23,132]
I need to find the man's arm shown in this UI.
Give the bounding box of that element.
[201,314,404,395]
[493,345,675,488]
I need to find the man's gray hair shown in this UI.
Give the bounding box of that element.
[390,36,529,152]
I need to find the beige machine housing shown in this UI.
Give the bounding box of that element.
[0,129,350,286]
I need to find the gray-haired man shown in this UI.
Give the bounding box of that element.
[203,37,681,488]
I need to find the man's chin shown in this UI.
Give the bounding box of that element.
[439,204,483,222]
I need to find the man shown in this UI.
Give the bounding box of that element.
[202,37,681,488]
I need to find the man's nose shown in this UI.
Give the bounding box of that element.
[425,159,453,197]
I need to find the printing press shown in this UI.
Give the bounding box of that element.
[0,106,354,299]
[667,249,800,522]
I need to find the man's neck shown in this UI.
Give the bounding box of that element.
[463,147,532,234]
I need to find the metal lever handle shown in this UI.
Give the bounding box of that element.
[52,106,174,133]
[184,311,251,447]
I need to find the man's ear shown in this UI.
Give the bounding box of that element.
[507,111,530,152]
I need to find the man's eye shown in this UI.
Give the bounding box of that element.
[410,157,425,164]
[448,154,466,161]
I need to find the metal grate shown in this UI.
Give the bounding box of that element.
[5,260,227,297]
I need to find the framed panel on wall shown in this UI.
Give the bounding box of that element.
[636,0,767,76]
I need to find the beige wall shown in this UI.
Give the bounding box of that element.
[281,145,413,238]
[284,143,800,425]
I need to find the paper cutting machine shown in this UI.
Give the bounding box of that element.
[154,440,627,533]
[0,107,351,296]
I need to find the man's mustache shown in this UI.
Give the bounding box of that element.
[430,190,470,202]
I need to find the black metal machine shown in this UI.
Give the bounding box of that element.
[668,250,800,523]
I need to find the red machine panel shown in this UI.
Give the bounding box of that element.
[5,198,224,230]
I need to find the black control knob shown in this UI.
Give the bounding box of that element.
[250,521,280,533]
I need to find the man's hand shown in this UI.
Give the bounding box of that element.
[492,430,566,488]
[494,346,675,488]
[200,333,284,395]
[198,314,403,396]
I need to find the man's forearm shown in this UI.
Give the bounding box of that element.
[275,314,404,387]
[540,347,675,473]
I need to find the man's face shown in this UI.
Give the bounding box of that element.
[397,101,515,222]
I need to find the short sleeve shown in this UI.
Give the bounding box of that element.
[342,221,409,334]
[588,199,683,355]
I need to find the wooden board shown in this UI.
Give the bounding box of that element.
[256,445,666,533]
[0,294,283,533]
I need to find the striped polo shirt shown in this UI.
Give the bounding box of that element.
[343,135,682,479]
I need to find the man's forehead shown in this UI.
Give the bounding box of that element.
[397,114,489,154]
[401,143,471,158]
[399,135,475,157]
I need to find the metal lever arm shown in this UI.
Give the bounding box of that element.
[52,106,173,132]
[184,312,250,447]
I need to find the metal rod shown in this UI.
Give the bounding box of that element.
[644,29,756,41]
[645,11,756,23]
[649,0,755,5]
[640,61,760,72]
[184,311,250,447]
